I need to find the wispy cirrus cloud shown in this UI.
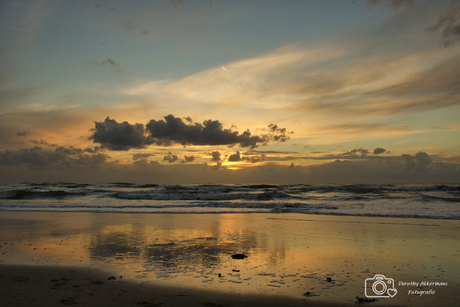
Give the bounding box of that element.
[120,35,460,132]
[366,0,414,11]
[429,4,460,46]
[0,0,56,51]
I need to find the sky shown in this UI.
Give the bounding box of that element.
[1,0,460,184]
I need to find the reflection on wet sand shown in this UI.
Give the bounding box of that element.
[0,212,459,306]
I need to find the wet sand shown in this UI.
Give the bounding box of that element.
[0,264,355,307]
[0,212,458,306]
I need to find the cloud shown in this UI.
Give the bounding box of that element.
[373,147,386,154]
[210,151,221,162]
[250,155,265,164]
[28,139,57,147]
[228,151,242,162]
[122,18,135,31]
[0,87,42,108]
[305,123,420,144]
[82,146,101,153]
[429,4,460,46]
[0,146,108,168]
[16,131,29,137]
[120,38,459,139]
[94,3,117,13]
[366,0,379,10]
[366,0,414,11]
[266,124,293,143]
[163,151,178,163]
[181,155,195,163]
[169,0,212,8]
[1,148,458,184]
[105,59,118,66]
[340,148,370,156]
[0,0,56,51]
[90,59,121,71]
[145,115,267,148]
[372,54,460,98]
[0,103,96,150]
[90,117,152,151]
[91,115,291,150]
[212,162,222,170]
[401,151,432,171]
[132,153,154,160]
[170,0,185,7]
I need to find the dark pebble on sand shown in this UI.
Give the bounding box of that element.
[326,277,332,282]
[231,253,247,259]
[60,297,76,305]
[53,281,66,287]
[136,301,161,306]
[354,296,377,303]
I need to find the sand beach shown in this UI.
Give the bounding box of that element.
[0,212,459,306]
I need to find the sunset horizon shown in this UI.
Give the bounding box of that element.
[1,0,459,184]
[1,2,459,306]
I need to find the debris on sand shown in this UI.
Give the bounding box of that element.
[231,253,247,259]
[60,297,76,305]
[303,291,319,297]
[136,301,161,307]
[354,296,377,303]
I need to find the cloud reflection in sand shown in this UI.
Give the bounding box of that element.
[1,212,459,304]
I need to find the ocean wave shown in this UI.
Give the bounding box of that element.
[0,182,459,219]
[2,189,87,199]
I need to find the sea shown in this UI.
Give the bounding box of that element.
[0,182,459,219]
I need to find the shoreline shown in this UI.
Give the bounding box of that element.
[0,212,458,306]
[1,209,459,221]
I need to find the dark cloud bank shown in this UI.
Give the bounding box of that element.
[90,114,292,150]
[0,146,107,168]
[1,146,459,184]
